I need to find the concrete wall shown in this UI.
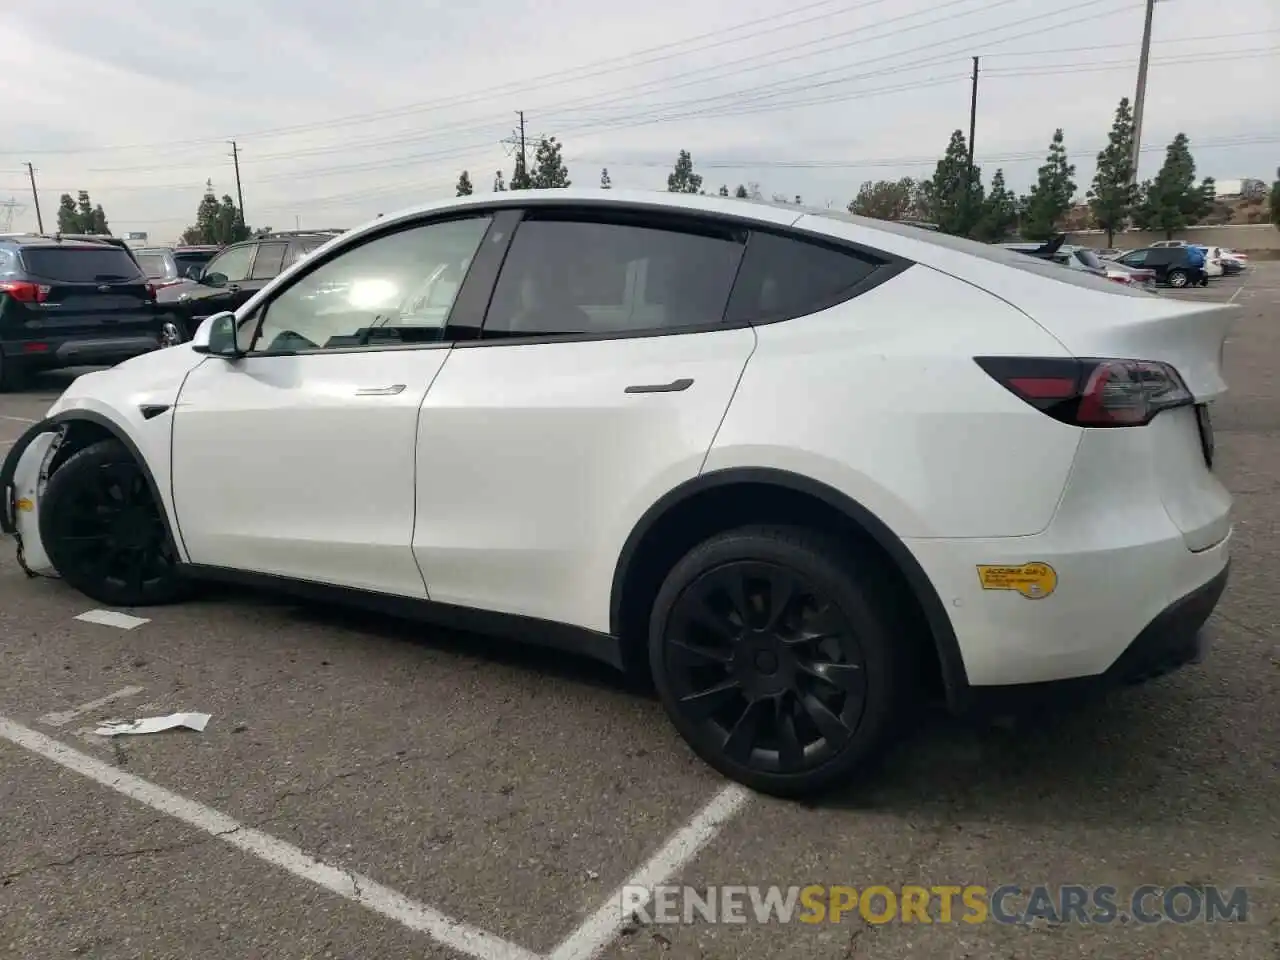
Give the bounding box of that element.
[1068,223,1280,258]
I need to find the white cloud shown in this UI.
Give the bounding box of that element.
[2,0,1277,241]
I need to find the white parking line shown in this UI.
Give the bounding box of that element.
[0,415,37,423]
[74,609,151,629]
[1228,281,1248,304]
[38,685,145,727]
[547,784,751,960]
[0,715,541,960]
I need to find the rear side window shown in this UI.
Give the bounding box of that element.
[20,246,143,282]
[726,231,880,323]
[174,252,213,275]
[250,242,288,279]
[483,217,745,337]
[136,252,176,280]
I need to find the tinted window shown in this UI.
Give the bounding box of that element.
[173,252,213,276]
[483,217,743,337]
[248,215,491,354]
[726,231,879,323]
[203,244,255,282]
[20,247,143,282]
[250,242,288,279]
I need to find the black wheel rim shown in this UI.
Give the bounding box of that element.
[48,461,175,593]
[662,561,868,775]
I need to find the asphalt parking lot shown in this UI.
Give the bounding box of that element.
[2,266,1278,960]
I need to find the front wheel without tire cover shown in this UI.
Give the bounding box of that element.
[1167,269,1188,288]
[40,439,190,607]
[649,525,910,798]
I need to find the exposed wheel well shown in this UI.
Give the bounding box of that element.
[612,478,948,699]
[48,419,122,475]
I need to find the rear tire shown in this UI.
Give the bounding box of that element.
[1167,269,1189,288]
[40,439,191,607]
[648,524,914,798]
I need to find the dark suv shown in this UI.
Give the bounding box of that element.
[1113,246,1206,288]
[156,231,339,340]
[0,235,163,391]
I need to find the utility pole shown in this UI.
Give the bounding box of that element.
[228,140,245,224]
[966,57,979,188]
[518,111,527,178]
[25,163,44,233]
[1129,0,1158,187]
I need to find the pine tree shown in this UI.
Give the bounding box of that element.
[973,169,1019,241]
[733,184,749,199]
[1132,133,1214,239]
[89,205,110,235]
[455,171,474,197]
[75,192,94,231]
[509,153,532,190]
[1271,178,1280,230]
[718,185,729,197]
[56,194,79,233]
[529,137,570,188]
[1021,129,1076,242]
[928,130,984,236]
[600,167,612,189]
[494,170,506,192]
[1087,98,1136,246]
[667,150,703,194]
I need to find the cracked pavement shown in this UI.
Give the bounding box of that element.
[1,268,1278,959]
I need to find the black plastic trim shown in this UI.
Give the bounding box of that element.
[177,563,624,669]
[139,404,171,420]
[608,467,970,707]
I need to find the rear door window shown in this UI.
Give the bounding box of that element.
[20,246,144,281]
[250,242,288,280]
[726,230,881,323]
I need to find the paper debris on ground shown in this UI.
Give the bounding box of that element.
[93,713,211,736]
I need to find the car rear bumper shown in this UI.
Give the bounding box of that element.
[905,508,1230,690]
[1,334,160,368]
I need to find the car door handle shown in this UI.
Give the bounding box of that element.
[354,384,406,396]
[624,378,694,394]
[226,283,241,293]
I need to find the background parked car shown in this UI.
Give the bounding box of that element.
[0,234,163,389]
[1195,244,1225,279]
[1112,246,1207,288]
[156,231,338,341]
[134,245,219,291]
[1220,248,1249,274]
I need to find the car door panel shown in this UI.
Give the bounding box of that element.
[170,212,497,596]
[415,330,755,630]
[411,212,755,632]
[172,350,446,595]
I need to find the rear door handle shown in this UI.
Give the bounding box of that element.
[355,384,406,396]
[624,378,694,394]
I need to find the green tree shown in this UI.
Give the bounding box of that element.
[182,180,249,245]
[600,167,612,189]
[56,194,79,233]
[529,137,570,188]
[973,169,1020,242]
[509,152,532,190]
[216,195,248,244]
[1132,133,1214,238]
[848,178,916,220]
[89,205,110,235]
[717,185,729,197]
[494,170,506,192]
[927,130,984,236]
[75,192,94,231]
[667,150,703,193]
[1270,178,1280,229]
[733,184,749,199]
[1020,129,1076,242]
[455,171,473,197]
[1087,98,1136,246]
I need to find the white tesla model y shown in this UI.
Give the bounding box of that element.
[1,190,1236,797]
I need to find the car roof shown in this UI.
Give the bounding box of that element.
[0,233,130,249]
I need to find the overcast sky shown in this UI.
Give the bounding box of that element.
[2,0,1277,242]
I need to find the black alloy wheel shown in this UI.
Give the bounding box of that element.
[40,439,189,607]
[650,526,908,797]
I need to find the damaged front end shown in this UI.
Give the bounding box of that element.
[0,420,68,578]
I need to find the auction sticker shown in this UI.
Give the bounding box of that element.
[976,562,1057,599]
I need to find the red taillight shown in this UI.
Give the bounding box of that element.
[144,282,157,300]
[976,356,1193,427]
[0,280,50,303]
[1107,274,1133,285]
[22,342,49,353]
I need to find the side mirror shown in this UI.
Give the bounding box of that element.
[185,265,203,280]
[190,311,242,358]
[203,271,229,288]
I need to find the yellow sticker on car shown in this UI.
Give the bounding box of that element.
[976,562,1057,599]
[15,498,33,512]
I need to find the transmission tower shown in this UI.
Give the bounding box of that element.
[0,198,25,232]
